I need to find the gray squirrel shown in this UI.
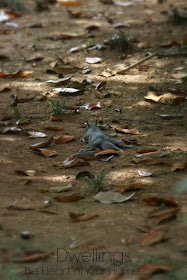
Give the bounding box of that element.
[81,122,133,153]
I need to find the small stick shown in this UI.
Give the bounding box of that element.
[116,53,157,75]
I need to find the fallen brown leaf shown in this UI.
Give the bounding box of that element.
[0,70,34,78]
[14,251,52,263]
[115,183,147,191]
[170,162,186,172]
[144,91,185,105]
[68,10,90,18]
[0,84,11,92]
[49,116,61,121]
[59,0,82,6]
[30,137,54,150]
[138,263,170,280]
[63,155,90,168]
[95,148,120,156]
[34,148,58,157]
[96,81,107,91]
[53,135,74,144]
[159,41,180,47]
[140,230,165,247]
[148,207,179,225]
[115,127,139,135]
[136,148,158,154]
[69,212,99,222]
[136,225,152,233]
[144,196,179,207]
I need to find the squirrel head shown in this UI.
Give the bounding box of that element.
[86,121,97,130]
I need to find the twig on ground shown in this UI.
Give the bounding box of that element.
[116,53,157,75]
[116,52,187,75]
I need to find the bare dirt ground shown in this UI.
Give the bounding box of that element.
[0,0,187,279]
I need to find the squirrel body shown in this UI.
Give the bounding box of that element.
[81,122,133,153]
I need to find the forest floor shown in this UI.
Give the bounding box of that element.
[0,0,187,279]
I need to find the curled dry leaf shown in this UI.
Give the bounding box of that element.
[0,126,21,133]
[14,251,52,263]
[63,155,90,168]
[15,170,36,177]
[123,138,138,145]
[140,230,165,247]
[99,155,114,162]
[0,84,11,92]
[136,225,152,234]
[112,22,129,28]
[144,196,179,207]
[8,198,50,210]
[54,194,85,202]
[68,10,90,18]
[49,116,61,121]
[27,131,46,138]
[96,81,107,91]
[59,0,82,6]
[100,68,116,77]
[138,263,170,280]
[76,171,94,179]
[53,135,74,144]
[136,148,158,154]
[148,207,179,225]
[38,184,73,193]
[10,94,35,106]
[170,162,185,172]
[46,76,72,85]
[115,127,139,135]
[86,57,103,64]
[53,87,80,94]
[114,1,133,7]
[69,212,99,222]
[115,183,147,191]
[0,70,34,78]
[138,170,152,177]
[81,102,101,110]
[95,148,120,156]
[94,191,135,204]
[69,46,84,53]
[135,151,168,158]
[144,91,185,105]
[35,148,58,157]
[30,137,53,150]
[159,41,180,47]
